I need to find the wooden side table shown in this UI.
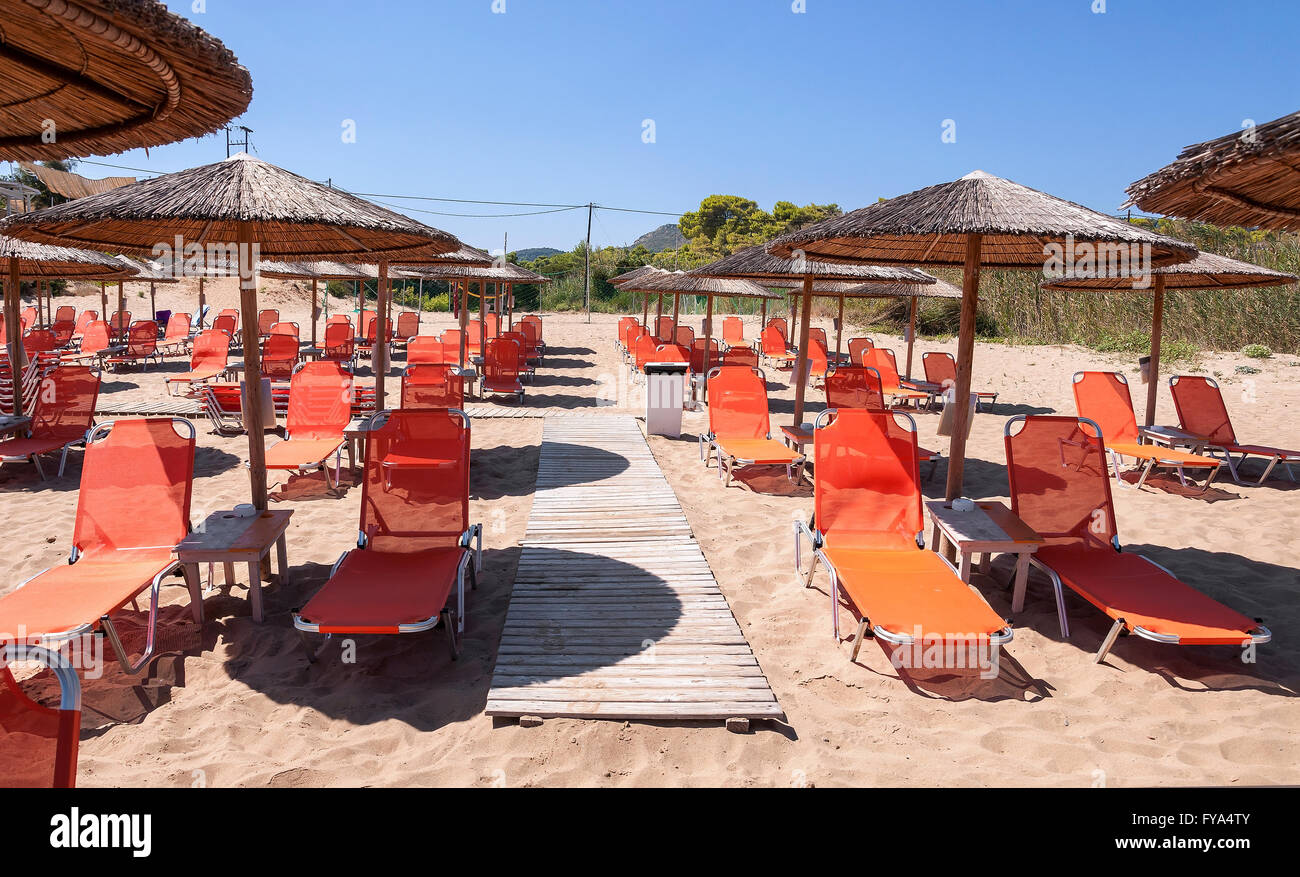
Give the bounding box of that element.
[780,424,813,454]
[925,500,1043,613]
[175,509,294,623]
[0,415,31,439]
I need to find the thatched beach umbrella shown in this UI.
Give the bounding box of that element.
[819,274,964,377]
[0,0,252,161]
[689,246,936,423]
[1042,251,1298,425]
[261,260,380,350]
[1124,110,1300,232]
[113,255,179,328]
[767,170,1197,500]
[2,234,133,408]
[0,153,459,508]
[399,259,549,370]
[621,270,780,396]
[612,265,672,330]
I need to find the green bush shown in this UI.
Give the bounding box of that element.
[1241,344,1272,359]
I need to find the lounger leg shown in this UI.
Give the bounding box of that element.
[101,572,166,675]
[1135,460,1154,491]
[1175,464,1189,487]
[829,570,841,642]
[1095,618,1125,664]
[1225,452,1244,484]
[57,445,70,478]
[441,608,461,660]
[1259,456,1280,484]
[31,453,45,481]
[1109,450,1124,486]
[849,619,870,662]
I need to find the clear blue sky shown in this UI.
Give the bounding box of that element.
[25,0,1300,253]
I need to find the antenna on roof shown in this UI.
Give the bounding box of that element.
[225,124,254,158]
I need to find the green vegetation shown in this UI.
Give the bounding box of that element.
[1242,344,1273,358]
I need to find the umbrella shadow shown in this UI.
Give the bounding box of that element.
[471,441,628,498]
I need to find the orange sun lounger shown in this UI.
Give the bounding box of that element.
[1005,414,1270,662]
[1169,374,1299,484]
[861,347,933,408]
[482,337,525,403]
[825,365,942,480]
[1072,371,1220,491]
[0,644,81,788]
[402,364,466,410]
[293,409,482,659]
[0,365,101,479]
[0,418,198,675]
[263,362,353,491]
[700,365,805,486]
[794,408,1012,660]
[922,351,998,410]
[165,329,230,395]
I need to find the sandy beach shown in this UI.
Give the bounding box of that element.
[3,277,1297,788]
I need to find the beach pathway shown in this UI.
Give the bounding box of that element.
[485,415,784,724]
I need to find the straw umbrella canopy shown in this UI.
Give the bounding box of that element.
[612,265,673,330]
[1124,110,1300,232]
[1042,251,1298,425]
[767,169,1198,500]
[0,152,460,509]
[688,245,937,421]
[621,270,780,392]
[260,260,381,350]
[110,254,177,332]
[2,234,133,402]
[0,0,252,161]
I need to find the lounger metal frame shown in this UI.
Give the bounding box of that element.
[1167,375,1297,485]
[698,366,807,487]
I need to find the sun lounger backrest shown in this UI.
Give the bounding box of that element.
[124,321,157,356]
[808,339,829,376]
[501,332,530,368]
[767,317,788,337]
[519,321,540,353]
[723,316,744,344]
[74,312,96,334]
[73,419,195,559]
[656,316,674,343]
[257,309,279,335]
[324,323,355,362]
[271,322,299,339]
[21,307,36,328]
[485,337,522,383]
[191,330,229,371]
[521,315,542,340]
[261,333,299,379]
[0,646,81,788]
[287,362,353,440]
[54,306,76,324]
[23,329,57,354]
[847,337,873,366]
[164,313,191,342]
[722,346,758,368]
[921,351,957,387]
[79,322,110,355]
[814,408,922,550]
[809,328,828,347]
[466,321,483,346]
[707,366,771,439]
[406,336,445,365]
[675,326,694,348]
[402,364,464,410]
[109,312,131,334]
[31,366,100,442]
[1072,371,1140,445]
[361,409,469,549]
[51,321,75,345]
[396,311,421,340]
[825,366,885,410]
[862,347,903,386]
[1169,375,1236,446]
[1004,415,1117,550]
[327,314,351,328]
[690,338,720,373]
[633,333,658,370]
[212,314,237,338]
[761,326,787,356]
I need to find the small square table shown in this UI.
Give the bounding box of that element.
[175,509,293,623]
[0,415,31,439]
[780,424,814,454]
[925,500,1043,613]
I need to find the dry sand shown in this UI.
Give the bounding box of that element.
[3,277,1297,787]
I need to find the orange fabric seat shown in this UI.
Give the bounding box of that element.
[297,548,462,634]
[266,437,345,469]
[823,545,1009,639]
[1105,440,1218,468]
[1034,546,1259,645]
[0,552,177,642]
[717,437,801,465]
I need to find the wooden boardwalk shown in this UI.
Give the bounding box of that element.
[486,416,783,723]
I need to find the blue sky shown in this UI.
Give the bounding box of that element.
[21,0,1300,253]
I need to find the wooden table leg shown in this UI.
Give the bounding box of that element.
[182,563,204,624]
[247,561,264,623]
[978,552,992,576]
[1012,553,1031,614]
[276,535,289,584]
[223,562,236,587]
[959,550,973,583]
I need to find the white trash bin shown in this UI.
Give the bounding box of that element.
[645,362,688,437]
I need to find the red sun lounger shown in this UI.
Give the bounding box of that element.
[264,362,353,491]
[0,644,81,787]
[0,365,101,479]
[1169,374,1299,484]
[1004,414,1270,662]
[701,365,805,486]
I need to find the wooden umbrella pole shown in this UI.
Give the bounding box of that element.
[117,281,124,326]
[149,282,157,325]
[5,259,24,410]
[904,296,918,380]
[1144,274,1166,427]
[671,291,680,338]
[760,298,767,330]
[355,279,362,317]
[702,293,715,402]
[99,281,106,321]
[375,260,390,410]
[792,276,815,425]
[198,277,206,331]
[945,234,983,502]
[507,283,513,330]
[310,279,319,351]
[458,281,468,370]
[655,293,663,335]
[478,279,487,364]
[835,295,845,363]
[237,221,269,511]
[641,291,650,328]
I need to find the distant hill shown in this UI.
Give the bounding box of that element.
[631,224,685,253]
[514,247,561,262]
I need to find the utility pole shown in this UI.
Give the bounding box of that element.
[584,202,593,323]
[225,124,253,157]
